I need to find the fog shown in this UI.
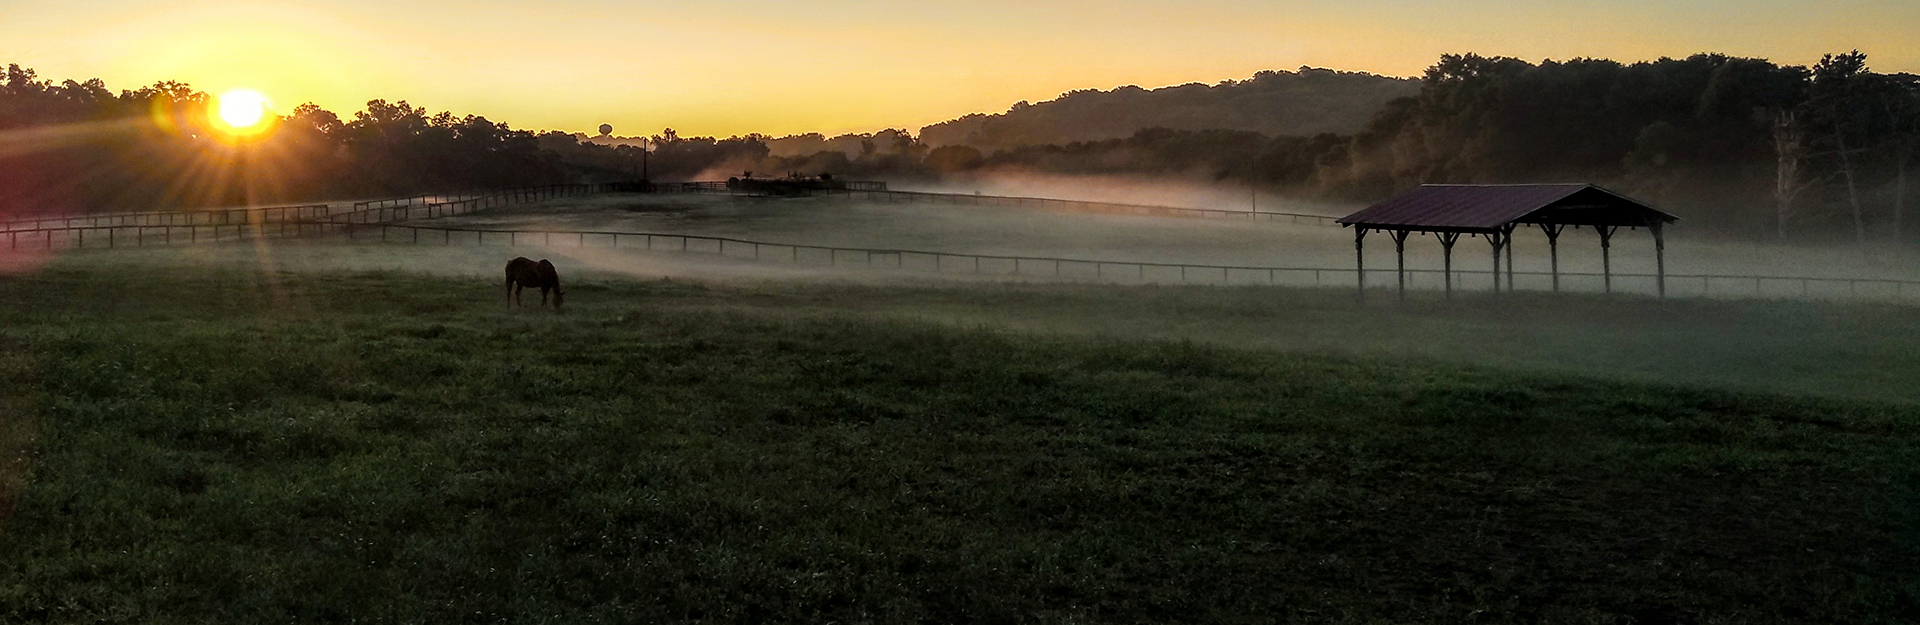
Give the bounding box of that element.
[405,190,1920,299]
[899,169,1360,218]
[21,182,1920,305]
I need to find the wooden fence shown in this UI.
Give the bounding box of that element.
[843,188,1342,225]
[2,204,333,233]
[1,184,601,251]
[280,222,1920,303]
[8,183,1915,303]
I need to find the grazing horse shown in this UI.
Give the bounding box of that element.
[505,257,565,309]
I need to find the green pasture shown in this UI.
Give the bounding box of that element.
[1,253,1915,623]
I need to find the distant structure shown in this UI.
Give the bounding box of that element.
[1337,184,1678,300]
[725,173,885,197]
[598,123,613,137]
[728,172,837,197]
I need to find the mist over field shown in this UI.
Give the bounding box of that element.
[5,8,1920,620]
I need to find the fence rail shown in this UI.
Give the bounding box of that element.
[1,183,612,233]
[1,204,335,233]
[596,180,1341,224]
[0,184,601,250]
[233,223,1920,303]
[9,183,1916,303]
[842,188,1342,225]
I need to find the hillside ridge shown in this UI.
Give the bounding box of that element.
[917,67,1419,149]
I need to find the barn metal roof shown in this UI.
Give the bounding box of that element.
[1337,184,1677,232]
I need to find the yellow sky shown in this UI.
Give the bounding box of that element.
[5,0,1916,138]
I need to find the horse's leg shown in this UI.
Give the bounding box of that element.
[541,286,550,307]
[506,279,514,307]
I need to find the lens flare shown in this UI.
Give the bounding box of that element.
[209,88,277,141]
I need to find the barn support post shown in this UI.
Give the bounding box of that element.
[1438,232,1460,299]
[1353,227,1368,300]
[1504,225,1515,291]
[1599,226,1618,293]
[1540,224,1564,292]
[1652,222,1667,299]
[1487,230,1506,293]
[1389,229,1411,302]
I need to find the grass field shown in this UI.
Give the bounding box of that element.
[2,252,1918,623]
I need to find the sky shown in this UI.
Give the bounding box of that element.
[5,0,1917,138]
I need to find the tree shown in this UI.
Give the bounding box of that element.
[1771,109,1812,240]
[923,145,982,172]
[1879,73,1920,244]
[1808,51,1873,246]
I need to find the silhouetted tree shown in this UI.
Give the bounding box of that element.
[1808,52,1875,245]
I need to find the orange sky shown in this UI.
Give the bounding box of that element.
[5,0,1917,138]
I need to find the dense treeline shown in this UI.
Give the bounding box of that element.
[5,52,1917,243]
[629,52,1920,243]
[1336,52,1919,241]
[890,53,1918,242]
[0,65,583,214]
[917,68,1418,150]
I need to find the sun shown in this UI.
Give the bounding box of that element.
[210,88,275,139]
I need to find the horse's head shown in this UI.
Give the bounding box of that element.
[553,290,565,310]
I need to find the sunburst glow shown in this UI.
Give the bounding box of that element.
[211,89,274,138]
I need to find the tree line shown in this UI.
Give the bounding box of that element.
[625,52,1920,244]
[1331,52,1919,243]
[916,67,1417,151]
[0,65,574,214]
[4,52,1916,245]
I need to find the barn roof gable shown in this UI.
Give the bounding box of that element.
[1337,184,1677,232]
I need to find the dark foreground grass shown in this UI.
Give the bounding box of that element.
[1,266,1917,623]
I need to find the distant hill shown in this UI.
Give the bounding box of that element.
[918,67,1418,150]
